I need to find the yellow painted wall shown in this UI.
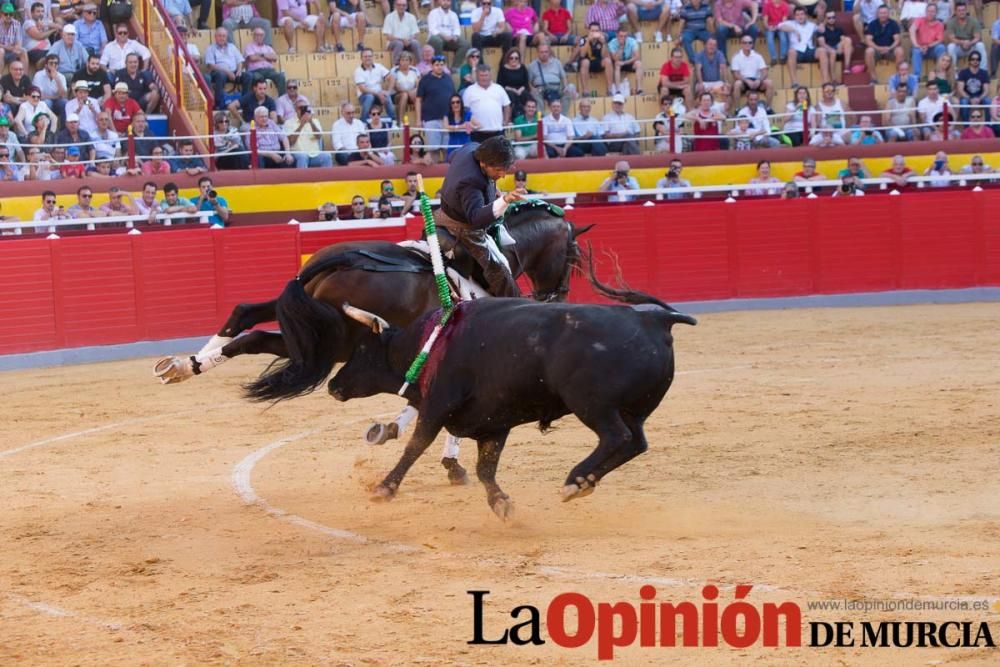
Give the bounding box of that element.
[4,150,999,221]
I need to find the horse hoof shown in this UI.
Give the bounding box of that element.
[442,458,470,485]
[153,356,192,385]
[370,483,396,502]
[491,495,514,521]
[560,476,597,502]
[365,422,399,445]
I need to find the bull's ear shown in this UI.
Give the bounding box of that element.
[342,303,390,333]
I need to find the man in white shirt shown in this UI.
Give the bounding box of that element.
[382,0,420,66]
[64,80,100,134]
[574,98,607,156]
[331,100,367,165]
[541,99,582,157]
[779,6,819,88]
[99,25,151,71]
[469,0,512,51]
[354,47,396,120]
[461,63,511,142]
[730,35,774,104]
[427,0,468,67]
[601,93,640,154]
[736,90,780,147]
[916,80,944,139]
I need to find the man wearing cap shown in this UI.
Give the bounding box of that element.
[60,145,87,179]
[0,3,28,69]
[601,93,640,154]
[0,116,24,164]
[513,169,542,194]
[73,4,107,56]
[415,52,455,162]
[71,53,112,101]
[100,23,151,71]
[55,111,94,160]
[436,136,526,297]
[48,22,88,75]
[427,0,468,67]
[103,80,141,133]
[23,2,59,66]
[115,52,159,113]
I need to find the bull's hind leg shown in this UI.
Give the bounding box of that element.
[372,420,443,501]
[587,413,650,483]
[475,432,513,520]
[560,410,632,502]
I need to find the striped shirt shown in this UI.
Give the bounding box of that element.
[586,1,624,33]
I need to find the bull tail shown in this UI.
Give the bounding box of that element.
[243,275,347,402]
[582,243,697,327]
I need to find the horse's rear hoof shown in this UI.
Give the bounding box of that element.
[490,495,515,521]
[370,482,397,502]
[442,457,470,485]
[365,422,398,445]
[560,475,598,502]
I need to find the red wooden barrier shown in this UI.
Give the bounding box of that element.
[1,190,998,356]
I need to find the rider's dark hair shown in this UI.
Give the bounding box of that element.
[474,136,516,170]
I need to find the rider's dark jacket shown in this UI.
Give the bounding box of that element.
[439,143,497,230]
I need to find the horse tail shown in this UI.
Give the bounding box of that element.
[243,275,347,402]
[582,243,697,326]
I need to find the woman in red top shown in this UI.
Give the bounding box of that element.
[658,47,692,107]
[685,92,725,151]
[541,0,574,46]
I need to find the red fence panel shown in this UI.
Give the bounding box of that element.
[812,195,899,294]
[898,192,979,289]
[731,199,813,297]
[217,225,301,321]
[0,239,58,354]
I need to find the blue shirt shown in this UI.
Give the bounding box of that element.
[887,72,918,97]
[608,36,639,60]
[200,195,229,226]
[73,18,108,54]
[865,18,900,47]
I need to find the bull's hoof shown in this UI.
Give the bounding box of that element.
[153,356,192,385]
[365,422,399,445]
[442,457,470,485]
[370,482,397,502]
[490,494,515,521]
[560,475,598,502]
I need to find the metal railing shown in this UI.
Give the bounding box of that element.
[1,211,216,236]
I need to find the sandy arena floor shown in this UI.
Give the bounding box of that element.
[1,303,998,666]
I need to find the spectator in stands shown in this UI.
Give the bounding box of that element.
[212,111,246,170]
[163,0,194,30]
[278,0,326,54]
[173,140,208,175]
[0,143,21,181]
[991,16,1000,78]
[376,195,394,218]
[628,0,673,45]
[231,78,277,125]
[727,112,763,149]
[809,126,845,146]
[960,154,994,174]
[253,105,293,168]
[101,24,151,71]
[816,82,846,130]
[160,182,198,217]
[33,190,72,230]
[730,35,774,104]
[923,150,952,186]
[462,63,511,142]
[67,185,99,218]
[883,83,916,141]
[946,2,986,64]
[778,6,819,89]
[1,60,32,118]
[887,60,919,97]
[832,173,864,196]
[746,160,783,196]
[275,79,309,124]
[678,0,712,63]
[331,100,366,165]
[71,54,111,102]
[542,98,581,158]
[917,80,945,138]
[512,97,539,159]
[470,0,512,52]
[851,0,882,43]
[347,132,388,166]
[577,22,613,97]
[694,36,728,97]
[347,194,368,219]
[329,0,368,53]
[608,25,643,96]
[715,0,758,60]
[427,0,467,68]
[244,27,286,97]
[445,92,474,155]
[782,85,816,146]
[956,51,990,121]
[286,102,332,168]
[100,186,138,217]
[15,87,57,137]
[961,107,995,138]
[659,46,691,106]
[398,171,420,212]
[116,52,159,113]
[816,9,852,85]
[458,48,480,91]
[846,114,884,144]
[65,80,100,134]
[686,91,724,151]
[762,0,791,66]
[529,41,569,108]
[880,154,914,187]
[56,112,94,160]
[391,51,420,122]
[909,4,945,79]
[573,97,607,156]
[33,54,68,118]
[132,182,160,220]
[600,160,640,202]
[541,0,575,50]
[22,146,53,181]
[793,156,826,181]
[92,110,120,161]
[222,0,273,47]
[383,0,420,66]
[406,133,432,166]
[864,5,904,83]
[602,93,640,153]
[315,202,339,222]
[416,53,453,161]
[0,114,20,158]
[0,3,28,69]
[660,158,691,190]
[73,4,106,56]
[205,27,251,109]
[837,155,871,183]
[928,51,956,93]
[506,0,540,54]
[417,44,446,76]
[23,3,58,68]
[362,102,394,164]
[49,23,88,76]
[25,112,55,149]
[195,176,231,227]
[513,169,543,194]
[737,89,779,147]
[355,47,396,121]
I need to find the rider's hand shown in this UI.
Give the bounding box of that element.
[503,188,527,204]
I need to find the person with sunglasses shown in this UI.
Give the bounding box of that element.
[72,4,107,56]
[67,185,100,219]
[0,143,21,182]
[959,154,994,174]
[959,109,995,139]
[956,50,990,121]
[347,195,369,219]
[99,23,151,71]
[0,3,28,69]
[32,190,71,233]
[458,47,480,91]
[13,86,56,137]
[470,0,513,52]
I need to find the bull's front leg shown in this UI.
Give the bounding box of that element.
[372,420,443,501]
[367,405,468,485]
[475,433,512,521]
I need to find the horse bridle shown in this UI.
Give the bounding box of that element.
[530,222,579,303]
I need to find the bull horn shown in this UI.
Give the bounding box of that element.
[342,303,390,333]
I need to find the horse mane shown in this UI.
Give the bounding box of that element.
[504,205,567,247]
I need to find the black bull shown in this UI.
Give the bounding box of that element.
[328,276,697,520]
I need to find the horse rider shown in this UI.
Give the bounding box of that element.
[436,136,527,298]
